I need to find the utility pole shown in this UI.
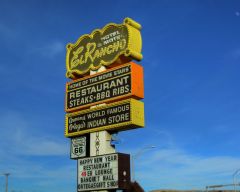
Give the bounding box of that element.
[3,173,10,192]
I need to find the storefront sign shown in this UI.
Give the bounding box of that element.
[77,153,130,191]
[65,62,144,112]
[70,135,90,159]
[65,99,144,137]
[66,18,142,79]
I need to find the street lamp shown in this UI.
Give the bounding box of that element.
[233,169,240,192]
[131,145,156,182]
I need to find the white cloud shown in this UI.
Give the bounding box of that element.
[26,41,65,58]
[0,110,74,192]
[0,155,76,192]
[226,48,240,61]
[134,148,240,190]
[0,23,16,39]
[21,138,68,156]
[43,41,65,57]
[231,49,240,60]
[0,110,68,157]
[1,111,240,191]
[6,159,75,179]
[118,127,240,190]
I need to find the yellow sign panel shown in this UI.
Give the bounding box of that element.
[66,18,142,79]
[65,99,144,137]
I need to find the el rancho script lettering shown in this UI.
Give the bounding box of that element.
[67,25,128,76]
[66,18,143,78]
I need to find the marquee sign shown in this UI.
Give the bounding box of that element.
[77,153,130,191]
[66,18,142,79]
[65,99,144,137]
[65,62,144,112]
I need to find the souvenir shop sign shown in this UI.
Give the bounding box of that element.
[65,99,144,137]
[77,153,130,191]
[66,18,142,79]
[65,62,144,112]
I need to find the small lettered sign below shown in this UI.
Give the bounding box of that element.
[77,153,130,191]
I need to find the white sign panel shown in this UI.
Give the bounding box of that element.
[71,137,87,159]
[78,153,126,191]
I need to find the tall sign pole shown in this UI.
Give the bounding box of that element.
[65,17,144,192]
[89,66,115,192]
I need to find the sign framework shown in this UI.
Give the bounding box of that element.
[64,17,145,191]
[77,153,130,191]
[65,98,144,137]
[65,62,144,112]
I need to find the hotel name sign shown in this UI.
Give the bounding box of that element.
[66,18,142,79]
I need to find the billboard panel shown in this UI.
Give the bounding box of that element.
[65,62,144,112]
[65,99,144,137]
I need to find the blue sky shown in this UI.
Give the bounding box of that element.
[0,0,240,191]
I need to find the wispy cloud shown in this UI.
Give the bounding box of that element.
[0,110,68,157]
[26,41,65,58]
[118,126,240,190]
[225,48,240,61]
[135,148,240,190]
[0,110,73,192]
[0,23,16,39]
[231,48,240,60]
[3,158,75,179]
[42,41,65,57]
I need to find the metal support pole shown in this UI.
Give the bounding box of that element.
[90,66,115,192]
[205,186,208,192]
[131,156,135,182]
[3,173,10,192]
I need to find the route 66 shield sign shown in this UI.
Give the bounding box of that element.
[70,136,89,159]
